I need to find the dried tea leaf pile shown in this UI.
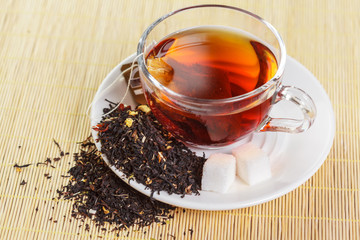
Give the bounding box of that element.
[96,103,206,197]
[57,137,174,231]
[56,101,206,233]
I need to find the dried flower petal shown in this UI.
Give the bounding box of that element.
[137,105,151,114]
[124,118,133,127]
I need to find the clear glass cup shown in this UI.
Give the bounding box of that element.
[137,4,316,148]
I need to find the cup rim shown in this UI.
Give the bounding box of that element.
[137,4,287,104]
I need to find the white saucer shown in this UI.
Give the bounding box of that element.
[90,54,335,210]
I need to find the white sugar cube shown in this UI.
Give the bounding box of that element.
[232,143,272,185]
[201,153,236,193]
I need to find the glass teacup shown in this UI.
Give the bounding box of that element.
[137,4,316,148]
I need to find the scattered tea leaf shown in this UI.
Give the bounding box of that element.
[14,163,32,168]
[57,137,174,231]
[44,173,52,179]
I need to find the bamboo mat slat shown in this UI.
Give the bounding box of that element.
[0,0,359,239]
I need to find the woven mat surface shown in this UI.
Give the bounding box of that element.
[0,0,359,239]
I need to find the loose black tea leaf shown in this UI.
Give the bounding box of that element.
[35,141,68,169]
[20,180,27,186]
[57,137,174,231]
[97,103,206,197]
[189,228,194,238]
[50,139,68,162]
[14,163,32,168]
[44,173,52,179]
[53,139,63,154]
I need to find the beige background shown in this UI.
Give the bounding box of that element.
[0,0,359,239]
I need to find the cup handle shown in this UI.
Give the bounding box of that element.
[257,86,317,133]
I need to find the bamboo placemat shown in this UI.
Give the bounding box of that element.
[0,0,359,239]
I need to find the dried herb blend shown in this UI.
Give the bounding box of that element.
[96,103,206,197]
[57,137,174,231]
